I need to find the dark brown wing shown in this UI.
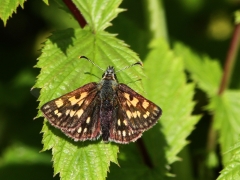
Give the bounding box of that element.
[41,82,101,141]
[109,83,162,143]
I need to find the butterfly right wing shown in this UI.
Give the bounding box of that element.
[41,82,102,141]
[108,104,143,143]
[109,83,162,143]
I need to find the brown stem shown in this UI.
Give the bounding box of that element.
[218,24,240,95]
[206,117,217,154]
[63,0,87,28]
[206,22,240,167]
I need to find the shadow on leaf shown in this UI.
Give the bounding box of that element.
[49,28,75,55]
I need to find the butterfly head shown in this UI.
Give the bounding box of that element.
[79,56,142,83]
[102,66,118,81]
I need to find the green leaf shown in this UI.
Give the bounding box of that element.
[0,0,26,26]
[144,0,168,40]
[217,140,240,180]
[35,0,147,176]
[173,34,240,171]
[234,10,240,24]
[43,0,49,5]
[173,42,222,97]
[36,27,145,180]
[73,0,125,32]
[142,39,200,170]
[209,90,240,165]
[35,1,146,179]
[0,142,51,166]
[42,121,118,179]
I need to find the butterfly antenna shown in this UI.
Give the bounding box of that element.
[79,56,105,71]
[116,61,143,73]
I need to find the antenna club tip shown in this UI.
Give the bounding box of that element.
[79,56,87,59]
[135,61,143,67]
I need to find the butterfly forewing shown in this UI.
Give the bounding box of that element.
[41,82,102,141]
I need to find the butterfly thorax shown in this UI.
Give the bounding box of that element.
[98,66,118,99]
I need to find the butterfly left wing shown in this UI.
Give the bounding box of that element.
[41,82,102,141]
[109,83,162,143]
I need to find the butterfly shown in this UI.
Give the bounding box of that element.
[41,56,162,144]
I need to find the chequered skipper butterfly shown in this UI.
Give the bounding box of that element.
[41,56,162,144]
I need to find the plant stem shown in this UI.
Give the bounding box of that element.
[63,0,87,28]
[218,23,240,95]
[206,17,240,168]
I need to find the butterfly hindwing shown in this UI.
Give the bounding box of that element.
[62,99,101,141]
[108,83,162,143]
[41,82,102,141]
[109,104,142,143]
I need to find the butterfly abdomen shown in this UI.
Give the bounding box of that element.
[100,103,113,142]
[99,79,117,142]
